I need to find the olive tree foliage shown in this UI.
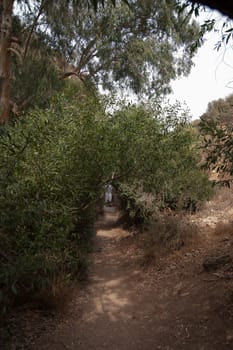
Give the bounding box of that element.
[200,95,233,184]
[0,81,115,310]
[109,101,212,224]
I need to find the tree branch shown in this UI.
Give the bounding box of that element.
[61,71,86,82]
[23,0,47,60]
[7,47,22,62]
[75,39,97,75]
[189,1,233,19]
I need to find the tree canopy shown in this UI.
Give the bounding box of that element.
[1,0,206,121]
[201,94,233,127]
[42,0,202,96]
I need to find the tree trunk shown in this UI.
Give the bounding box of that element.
[0,0,14,123]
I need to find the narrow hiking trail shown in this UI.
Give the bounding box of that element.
[5,192,233,350]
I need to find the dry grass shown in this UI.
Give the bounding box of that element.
[202,186,233,213]
[142,213,198,264]
[26,277,74,312]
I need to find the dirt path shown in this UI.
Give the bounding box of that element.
[23,198,233,350]
[21,200,233,350]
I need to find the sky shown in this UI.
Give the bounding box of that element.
[170,11,233,120]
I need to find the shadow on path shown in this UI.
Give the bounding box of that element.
[31,204,233,350]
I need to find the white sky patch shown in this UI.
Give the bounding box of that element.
[170,10,233,120]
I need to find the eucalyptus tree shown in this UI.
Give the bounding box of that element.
[189,1,233,19]
[0,0,110,122]
[0,0,208,122]
[45,0,203,98]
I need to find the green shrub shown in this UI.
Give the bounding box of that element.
[0,82,111,312]
[0,88,213,313]
[117,183,155,227]
[113,103,213,226]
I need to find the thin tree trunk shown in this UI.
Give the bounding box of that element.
[0,0,14,123]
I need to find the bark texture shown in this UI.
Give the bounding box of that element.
[0,0,14,123]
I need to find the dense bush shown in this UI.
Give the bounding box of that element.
[0,87,213,313]
[117,184,155,227]
[0,82,112,311]
[112,103,213,226]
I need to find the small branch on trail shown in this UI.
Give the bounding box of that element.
[212,179,233,187]
[201,277,219,282]
[61,341,70,349]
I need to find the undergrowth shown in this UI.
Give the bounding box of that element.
[142,213,198,264]
[0,82,108,314]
